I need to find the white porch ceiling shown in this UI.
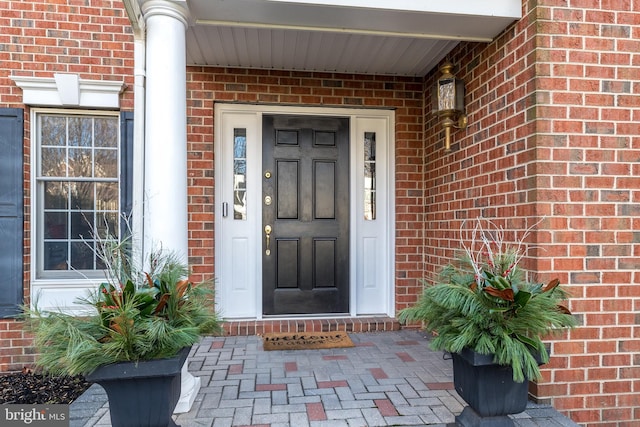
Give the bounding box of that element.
[136,0,522,77]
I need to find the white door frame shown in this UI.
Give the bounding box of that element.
[214,104,395,319]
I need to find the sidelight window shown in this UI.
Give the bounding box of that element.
[364,131,376,220]
[233,128,247,220]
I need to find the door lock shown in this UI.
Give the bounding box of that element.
[264,224,272,256]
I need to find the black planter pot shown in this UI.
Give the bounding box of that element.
[85,347,190,427]
[452,348,529,427]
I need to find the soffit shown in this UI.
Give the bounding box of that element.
[147,0,522,77]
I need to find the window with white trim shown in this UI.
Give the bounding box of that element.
[35,111,121,279]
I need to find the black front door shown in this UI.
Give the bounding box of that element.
[262,115,349,315]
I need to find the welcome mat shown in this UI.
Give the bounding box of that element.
[262,331,354,351]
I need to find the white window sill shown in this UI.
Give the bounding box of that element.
[30,278,103,315]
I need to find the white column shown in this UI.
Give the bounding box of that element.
[141,0,200,414]
[142,0,188,260]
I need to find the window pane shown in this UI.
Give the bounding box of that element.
[71,211,93,240]
[71,182,95,210]
[95,117,118,147]
[95,149,117,178]
[365,191,376,221]
[44,242,68,270]
[365,135,376,161]
[68,117,92,147]
[96,213,119,239]
[41,148,66,177]
[96,255,107,270]
[44,212,68,239]
[68,148,93,177]
[96,182,119,211]
[41,116,66,146]
[364,132,376,221]
[44,181,69,209]
[233,128,247,220]
[365,163,376,189]
[71,241,94,270]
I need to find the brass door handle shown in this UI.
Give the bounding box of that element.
[265,225,272,256]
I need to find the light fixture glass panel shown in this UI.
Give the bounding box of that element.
[438,79,456,111]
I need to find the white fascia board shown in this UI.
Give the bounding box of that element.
[265,0,522,19]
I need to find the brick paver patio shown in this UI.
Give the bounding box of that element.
[70,330,579,427]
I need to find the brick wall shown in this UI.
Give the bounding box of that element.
[0,0,426,372]
[423,1,639,425]
[1,1,638,425]
[185,68,425,302]
[0,0,134,372]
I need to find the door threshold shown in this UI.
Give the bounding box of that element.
[261,313,351,319]
[222,316,400,336]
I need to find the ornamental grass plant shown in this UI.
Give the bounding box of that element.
[25,236,222,376]
[399,218,577,382]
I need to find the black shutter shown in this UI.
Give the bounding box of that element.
[0,109,24,318]
[120,112,134,227]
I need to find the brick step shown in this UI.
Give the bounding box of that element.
[223,316,401,336]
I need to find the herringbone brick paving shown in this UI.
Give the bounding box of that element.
[71,330,580,426]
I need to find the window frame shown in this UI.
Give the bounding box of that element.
[32,108,123,281]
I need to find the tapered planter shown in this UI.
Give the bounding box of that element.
[452,348,529,427]
[85,347,190,427]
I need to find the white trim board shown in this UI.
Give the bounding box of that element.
[214,104,396,320]
[11,74,124,109]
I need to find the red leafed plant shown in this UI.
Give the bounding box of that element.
[399,218,577,382]
[25,239,222,377]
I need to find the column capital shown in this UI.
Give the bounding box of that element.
[141,0,190,27]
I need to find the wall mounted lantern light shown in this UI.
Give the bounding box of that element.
[434,61,467,152]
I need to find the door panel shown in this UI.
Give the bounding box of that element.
[314,239,336,287]
[314,161,335,219]
[262,115,349,315]
[276,239,298,288]
[276,161,298,218]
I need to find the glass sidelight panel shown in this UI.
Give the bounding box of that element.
[233,128,247,220]
[364,132,376,220]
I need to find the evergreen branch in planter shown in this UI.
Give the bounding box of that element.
[24,236,223,377]
[398,218,577,383]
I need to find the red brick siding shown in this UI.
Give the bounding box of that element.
[424,1,639,425]
[0,1,637,425]
[0,0,135,372]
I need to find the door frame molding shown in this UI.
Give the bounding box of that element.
[214,103,395,319]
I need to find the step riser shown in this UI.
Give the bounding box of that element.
[223,317,401,336]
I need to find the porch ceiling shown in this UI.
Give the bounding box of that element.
[137,0,522,77]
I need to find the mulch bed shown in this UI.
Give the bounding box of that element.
[0,368,91,404]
